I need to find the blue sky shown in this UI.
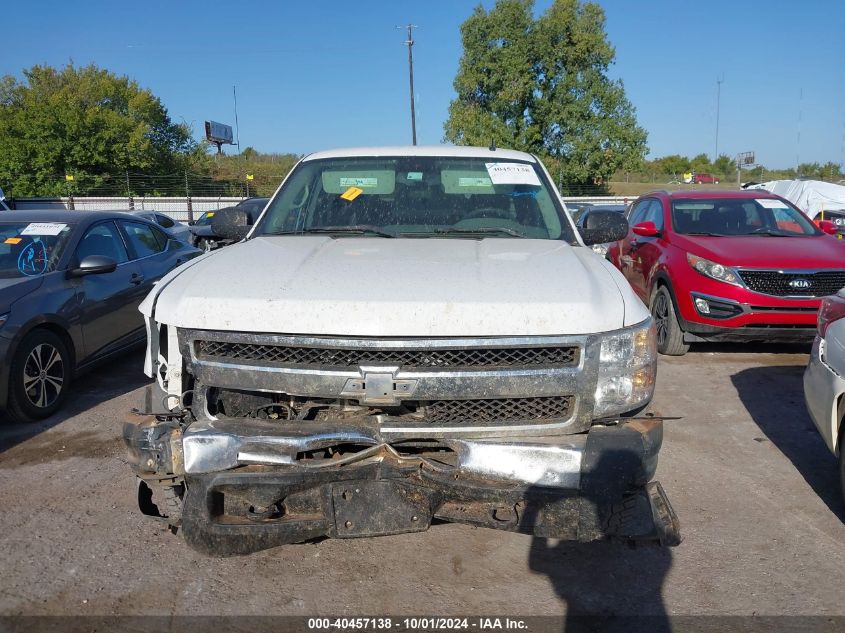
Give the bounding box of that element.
[3,0,844,168]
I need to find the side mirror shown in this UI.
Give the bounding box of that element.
[211,208,251,242]
[68,255,117,277]
[632,221,661,237]
[580,210,629,246]
[816,220,839,236]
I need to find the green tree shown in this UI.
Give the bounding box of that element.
[651,154,690,175]
[444,0,647,193]
[712,154,734,177]
[690,153,711,173]
[0,63,198,196]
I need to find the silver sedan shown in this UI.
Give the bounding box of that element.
[130,211,192,244]
[803,289,845,501]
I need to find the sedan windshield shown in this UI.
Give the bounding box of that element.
[255,156,574,241]
[0,222,74,279]
[672,198,820,237]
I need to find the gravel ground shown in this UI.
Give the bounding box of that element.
[0,345,843,618]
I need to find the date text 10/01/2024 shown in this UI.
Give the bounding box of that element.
[307,618,529,630]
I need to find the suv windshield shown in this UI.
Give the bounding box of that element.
[254,156,574,241]
[672,197,820,236]
[0,222,74,279]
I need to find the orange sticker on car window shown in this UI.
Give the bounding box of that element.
[340,186,363,201]
[4,237,22,245]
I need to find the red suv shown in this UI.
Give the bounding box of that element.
[607,190,845,355]
[693,173,719,184]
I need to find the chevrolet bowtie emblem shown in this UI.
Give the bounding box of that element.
[340,368,418,405]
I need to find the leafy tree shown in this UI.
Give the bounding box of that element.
[712,154,734,176]
[650,154,690,175]
[689,153,711,173]
[444,0,647,193]
[0,63,198,196]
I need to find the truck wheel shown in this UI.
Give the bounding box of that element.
[651,287,689,356]
[5,329,72,424]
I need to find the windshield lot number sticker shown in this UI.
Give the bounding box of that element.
[485,162,541,186]
[756,199,788,209]
[20,222,67,236]
[339,177,378,188]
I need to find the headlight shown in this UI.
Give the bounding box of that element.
[594,319,656,418]
[0,313,8,328]
[687,253,743,287]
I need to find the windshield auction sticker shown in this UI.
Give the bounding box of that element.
[485,162,541,186]
[756,199,788,209]
[20,222,67,236]
[340,177,378,188]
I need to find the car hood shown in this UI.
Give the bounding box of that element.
[0,276,44,314]
[676,234,845,268]
[144,236,642,336]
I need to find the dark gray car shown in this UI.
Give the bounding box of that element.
[0,210,202,423]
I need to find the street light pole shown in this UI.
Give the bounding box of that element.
[398,24,418,145]
[714,75,723,161]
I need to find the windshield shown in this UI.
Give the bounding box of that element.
[195,212,215,226]
[254,156,574,241]
[672,198,820,236]
[0,222,74,279]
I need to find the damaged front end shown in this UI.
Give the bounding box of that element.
[124,404,680,556]
[125,322,679,555]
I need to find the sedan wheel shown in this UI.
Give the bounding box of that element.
[5,330,71,424]
[23,343,65,408]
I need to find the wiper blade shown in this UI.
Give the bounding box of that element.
[684,232,729,237]
[746,228,801,237]
[432,227,528,238]
[267,225,398,238]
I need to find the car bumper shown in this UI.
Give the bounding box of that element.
[676,288,818,342]
[124,414,680,555]
[803,337,845,455]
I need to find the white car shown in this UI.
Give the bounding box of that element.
[123,145,680,555]
[804,290,845,500]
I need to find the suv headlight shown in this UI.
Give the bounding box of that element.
[687,253,743,287]
[594,319,657,418]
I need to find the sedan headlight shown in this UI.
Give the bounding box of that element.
[594,319,657,418]
[0,313,8,329]
[687,253,743,287]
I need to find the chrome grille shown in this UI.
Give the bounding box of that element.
[739,270,845,297]
[415,396,573,425]
[195,340,579,370]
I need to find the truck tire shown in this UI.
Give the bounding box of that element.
[651,286,689,356]
[5,329,72,424]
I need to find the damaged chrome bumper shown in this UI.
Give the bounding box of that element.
[124,415,680,556]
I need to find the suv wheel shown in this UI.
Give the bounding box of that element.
[6,329,72,423]
[651,286,690,356]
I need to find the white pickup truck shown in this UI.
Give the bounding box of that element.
[124,146,680,555]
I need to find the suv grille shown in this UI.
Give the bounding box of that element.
[738,270,845,297]
[195,340,579,370]
[415,396,572,425]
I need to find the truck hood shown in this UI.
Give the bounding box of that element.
[676,234,845,268]
[145,236,639,336]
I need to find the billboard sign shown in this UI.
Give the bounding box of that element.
[204,121,234,145]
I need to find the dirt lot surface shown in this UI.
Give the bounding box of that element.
[0,345,843,618]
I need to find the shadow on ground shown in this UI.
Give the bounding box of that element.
[0,349,147,455]
[731,364,845,521]
[529,539,672,631]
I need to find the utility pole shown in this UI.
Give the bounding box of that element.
[398,24,418,145]
[714,75,723,161]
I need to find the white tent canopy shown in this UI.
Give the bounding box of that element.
[745,179,845,219]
